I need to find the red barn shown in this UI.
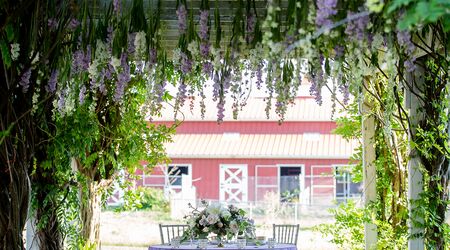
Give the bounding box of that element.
[135,90,359,205]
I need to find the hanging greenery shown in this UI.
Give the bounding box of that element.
[1,0,449,248]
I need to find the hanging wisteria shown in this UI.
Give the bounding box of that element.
[10,0,435,124]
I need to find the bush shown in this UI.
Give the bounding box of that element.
[316,201,366,250]
[120,187,169,212]
[316,200,407,250]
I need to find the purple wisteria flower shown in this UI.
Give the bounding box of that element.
[105,63,115,80]
[149,48,157,67]
[98,80,107,95]
[68,18,80,30]
[309,78,323,105]
[48,18,58,30]
[46,70,58,93]
[177,5,188,34]
[127,33,136,56]
[212,72,221,101]
[345,10,370,41]
[334,45,345,58]
[79,85,86,104]
[72,48,90,74]
[316,0,337,27]
[113,53,131,103]
[113,0,121,14]
[180,52,192,74]
[107,26,114,52]
[397,30,416,72]
[155,81,167,103]
[217,100,225,123]
[339,83,350,105]
[58,89,66,112]
[19,68,31,93]
[256,64,263,89]
[84,45,91,67]
[202,61,213,77]
[310,56,324,106]
[246,13,256,43]
[175,82,188,110]
[198,10,209,41]
[200,42,210,57]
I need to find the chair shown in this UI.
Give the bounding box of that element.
[159,224,189,244]
[273,224,300,245]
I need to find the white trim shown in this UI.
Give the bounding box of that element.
[142,164,192,190]
[219,164,248,203]
[333,164,358,201]
[167,163,192,187]
[255,165,279,202]
[310,165,335,205]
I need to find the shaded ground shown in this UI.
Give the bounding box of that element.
[99,210,337,250]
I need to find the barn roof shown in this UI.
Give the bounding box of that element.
[165,133,358,159]
[151,85,343,122]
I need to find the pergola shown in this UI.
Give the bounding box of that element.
[1,0,448,249]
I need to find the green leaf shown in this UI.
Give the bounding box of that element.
[0,39,11,68]
[387,0,415,13]
[5,24,14,42]
[443,15,450,32]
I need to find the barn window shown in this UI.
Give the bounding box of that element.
[167,165,190,186]
[334,165,362,202]
[278,165,304,202]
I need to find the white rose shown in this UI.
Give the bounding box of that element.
[206,214,219,225]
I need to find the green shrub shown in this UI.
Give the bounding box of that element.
[119,187,169,212]
[316,201,366,250]
[316,200,407,250]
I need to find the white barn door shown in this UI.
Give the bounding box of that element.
[219,164,248,203]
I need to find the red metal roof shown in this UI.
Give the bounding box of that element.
[165,133,359,159]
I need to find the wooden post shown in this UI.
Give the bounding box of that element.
[405,62,425,250]
[361,88,377,249]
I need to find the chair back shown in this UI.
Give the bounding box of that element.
[159,224,189,244]
[272,224,300,245]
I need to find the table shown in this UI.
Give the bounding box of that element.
[149,243,297,250]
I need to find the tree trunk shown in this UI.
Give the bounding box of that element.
[35,196,63,249]
[80,179,102,246]
[75,158,114,247]
[0,162,29,250]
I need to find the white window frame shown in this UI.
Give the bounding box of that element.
[310,165,335,205]
[277,164,305,201]
[142,164,192,190]
[255,165,279,202]
[166,164,192,190]
[333,164,358,201]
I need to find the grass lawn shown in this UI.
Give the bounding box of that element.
[100,210,337,250]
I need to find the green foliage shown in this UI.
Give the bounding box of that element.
[318,201,407,250]
[317,201,366,250]
[376,220,408,249]
[388,0,450,31]
[118,187,169,212]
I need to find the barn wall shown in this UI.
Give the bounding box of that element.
[141,158,350,202]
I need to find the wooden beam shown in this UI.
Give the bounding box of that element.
[361,87,377,249]
[405,60,425,250]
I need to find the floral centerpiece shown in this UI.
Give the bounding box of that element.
[182,201,256,246]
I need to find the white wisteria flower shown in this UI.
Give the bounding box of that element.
[134,31,147,60]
